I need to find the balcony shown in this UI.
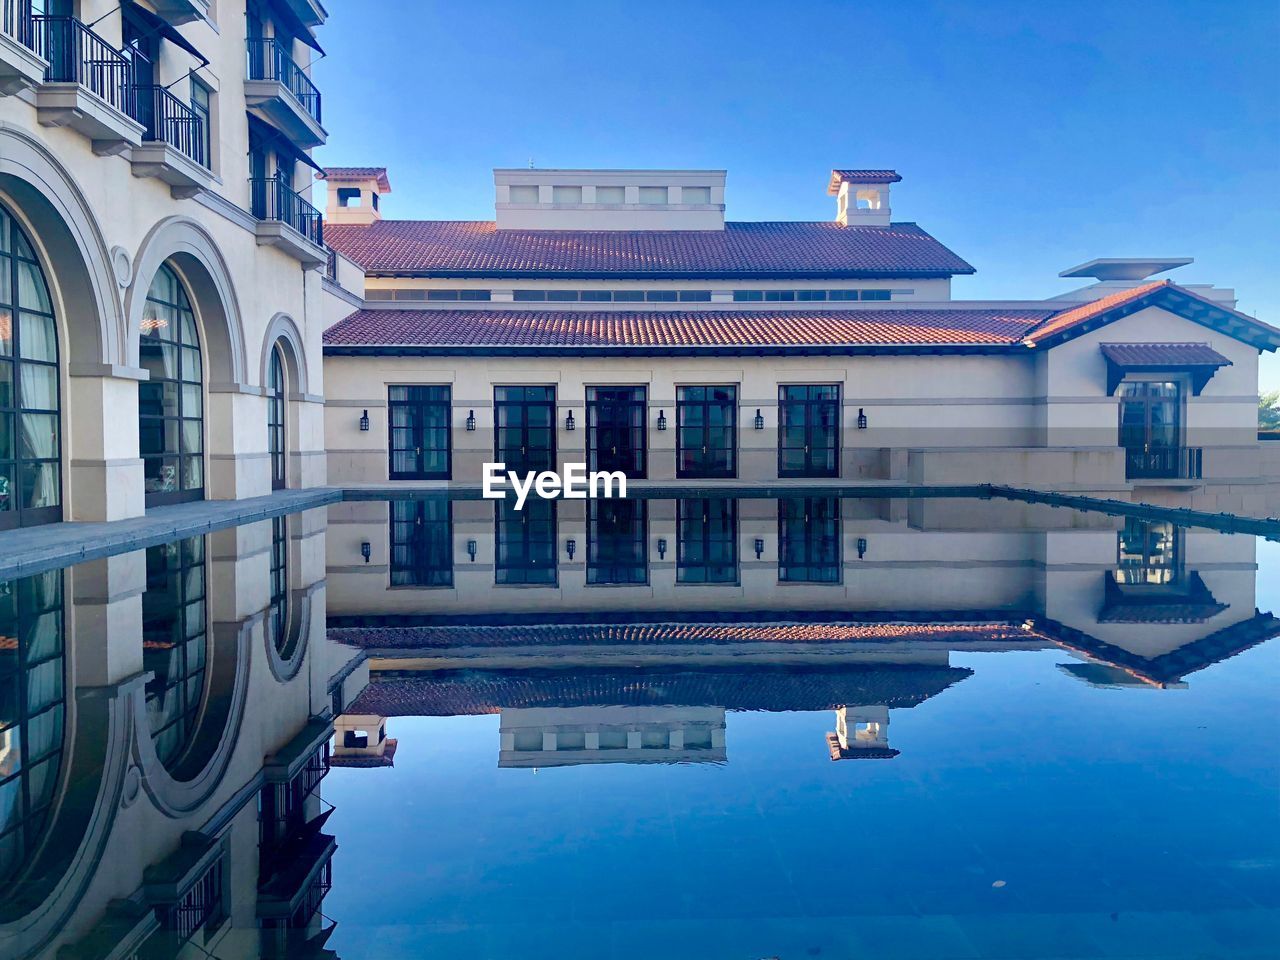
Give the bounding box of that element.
[150,0,211,25]
[0,0,46,95]
[31,15,144,154]
[251,173,327,265]
[1125,446,1203,482]
[130,84,214,196]
[245,37,325,147]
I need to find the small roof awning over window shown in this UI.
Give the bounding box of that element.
[248,114,326,176]
[1101,342,1232,395]
[122,0,208,65]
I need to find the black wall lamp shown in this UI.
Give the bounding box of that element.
[565,410,576,431]
[359,409,370,432]
[565,538,576,560]
[753,409,765,430]
[466,539,478,562]
[657,410,667,431]
[857,537,868,559]
[360,541,371,563]
[754,537,765,559]
[466,410,476,431]
[657,537,667,560]
[857,408,868,430]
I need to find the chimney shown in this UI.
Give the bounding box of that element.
[321,167,392,226]
[827,169,900,227]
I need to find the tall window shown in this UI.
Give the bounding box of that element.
[586,386,646,477]
[389,499,453,587]
[0,568,65,883]
[778,385,840,478]
[495,498,556,586]
[189,76,212,170]
[1118,381,1183,479]
[139,264,204,506]
[494,386,555,475]
[0,203,61,531]
[267,515,290,654]
[267,347,286,489]
[587,499,647,585]
[1115,518,1180,586]
[778,497,842,583]
[676,386,736,479]
[388,385,451,480]
[142,536,207,770]
[677,498,738,584]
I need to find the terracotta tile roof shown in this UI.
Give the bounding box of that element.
[322,306,1055,352]
[322,220,975,278]
[828,169,903,193]
[322,167,391,191]
[332,620,1036,650]
[1098,342,1232,368]
[348,664,973,716]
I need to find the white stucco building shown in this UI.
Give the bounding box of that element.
[0,0,330,533]
[320,166,1280,510]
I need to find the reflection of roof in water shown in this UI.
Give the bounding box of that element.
[349,664,973,716]
[332,617,1035,650]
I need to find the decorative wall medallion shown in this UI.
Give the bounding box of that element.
[110,245,132,287]
[121,765,142,808]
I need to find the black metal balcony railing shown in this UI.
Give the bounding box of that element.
[137,83,207,167]
[246,37,321,126]
[32,15,135,118]
[1125,446,1203,481]
[324,245,338,280]
[3,0,36,49]
[251,174,324,246]
[163,858,225,946]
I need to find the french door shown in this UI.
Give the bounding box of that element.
[1118,381,1181,479]
[676,385,737,479]
[778,384,840,478]
[494,386,555,474]
[388,385,451,480]
[586,386,646,476]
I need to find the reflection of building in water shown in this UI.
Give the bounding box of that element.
[500,706,726,767]
[828,706,900,761]
[0,512,359,960]
[332,713,398,768]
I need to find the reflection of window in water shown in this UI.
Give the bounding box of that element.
[390,499,453,587]
[1115,518,1180,585]
[495,498,556,585]
[677,498,738,584]
[587,499,647,585]
[143,536,208,769]
[267,515,291,654]
[0,569,64,883]
[778,497,842,583]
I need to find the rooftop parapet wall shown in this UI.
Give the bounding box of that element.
[494,168,727,231]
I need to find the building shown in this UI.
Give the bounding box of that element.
[0,0,331,533]
[320,167,1280,506]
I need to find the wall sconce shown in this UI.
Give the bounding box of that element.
[657,537,667,560]
[753,537,765,559]
[857,408,868,430]
[360,541,371,563]
[565,538,576,560]
[753,409,765,430]
[359,409,370,432]
[657,410,667,431]
[857,537,868,559]
[466,539,477,562]
[466,410,476,432]
[565,410,576,432]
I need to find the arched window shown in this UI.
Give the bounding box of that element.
[139,264,203,507]
[267,345,286,489]
[0,568,66,883]
[142,536,208,771]
[267,513,292,656]
[0,203,61,531]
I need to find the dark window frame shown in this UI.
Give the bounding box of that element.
[676,385,737,479]
[494,385,556,475]
[388,385,452,480]
[267,346,286,489]
[777,384,841,478]
[495,498,557,586]
[778,497,842,583]
[586,385,647,477]
[676,498,738,584]
[389,499,454,587]
[587,499,648,585]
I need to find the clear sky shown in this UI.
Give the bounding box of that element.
[313,0,1280,389]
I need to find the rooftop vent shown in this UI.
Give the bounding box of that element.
[322,167,391,226]
[828,169,901,227]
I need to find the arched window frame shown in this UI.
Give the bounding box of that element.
[267,345,286,490]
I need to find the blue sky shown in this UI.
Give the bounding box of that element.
[314,0,1280,389]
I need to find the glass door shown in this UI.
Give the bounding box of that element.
[494,386,555,475]
[388,385,451,480]
[676,385,737,479]
[1118,381,1181,478]
[778,384,840,478]
[586,386,646,477]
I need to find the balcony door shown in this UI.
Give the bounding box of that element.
[778,384,840,478]
[676,385,736,479]
[1118,381,1181,479]
[388,385,451,480]
[586,386,645,477]
[494,386,555,475]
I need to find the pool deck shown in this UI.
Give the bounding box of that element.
[0,481,1276,580]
